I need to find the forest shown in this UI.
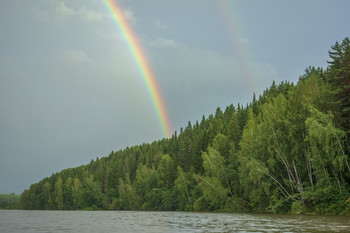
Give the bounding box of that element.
[20,38,350,214]
[0,194,20,209]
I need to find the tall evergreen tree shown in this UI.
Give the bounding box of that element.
[327,37,350,131]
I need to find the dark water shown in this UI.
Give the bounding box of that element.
[1,210,350,232]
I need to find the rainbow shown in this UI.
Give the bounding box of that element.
[102,0,172,138]
[216,1,257,93]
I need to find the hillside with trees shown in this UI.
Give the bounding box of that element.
[20,38,350,214]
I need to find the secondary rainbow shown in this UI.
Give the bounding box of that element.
[102,0,172,138]
[216,1,257,93]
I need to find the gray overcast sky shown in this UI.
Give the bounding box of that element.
[0,0,349,194]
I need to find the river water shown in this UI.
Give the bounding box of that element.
[1,210,350,232]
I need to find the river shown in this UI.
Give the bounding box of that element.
[1,210,350,232]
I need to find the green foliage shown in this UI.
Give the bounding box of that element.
[117,177,141,210]
[54,177,63,210]
[173,166,196,211]
[20,39,350,214]
[196,147,227,209]
[327,37,350,131]
[0,194,20,209]
[157,154,176,189]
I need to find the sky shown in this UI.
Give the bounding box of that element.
[0,0,349,194]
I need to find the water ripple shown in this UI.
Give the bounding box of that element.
[1,210,350,233]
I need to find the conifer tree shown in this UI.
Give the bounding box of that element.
[327,37,350,131]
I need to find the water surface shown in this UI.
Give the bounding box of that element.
[1,210,349,232]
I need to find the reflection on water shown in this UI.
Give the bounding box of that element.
[1,210,350,233]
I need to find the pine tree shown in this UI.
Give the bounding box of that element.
[327,37,350,131]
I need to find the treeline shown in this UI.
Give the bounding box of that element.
[21,38,350,214]
[0,194,20,209]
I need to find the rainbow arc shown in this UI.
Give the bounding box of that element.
[216,0,257,93]
[102,0,172,138]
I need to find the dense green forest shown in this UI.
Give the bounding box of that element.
[0,194,20,209]
[20,38,350,214]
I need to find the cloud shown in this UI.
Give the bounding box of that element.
[56,1,74,17]
[103,7,137,25]
[55,1,74,23]
[238,37,251,45]
[97,31,122,41]
[32,1,105,24]
[30,3,54,23]
[149,38,178,48]
[102,7,137,25]
[153,20,167,29]
[122,8,136,22]
[30,1,74,24]
[78,7,104,22]
[62,50,92,64]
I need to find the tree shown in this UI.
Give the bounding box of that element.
[306,108,350,185]
[63,177,73,209]
[134,164,157,210]
[212,133,230,160]
[42,181,54,210]
[227,112,240,153]
[157,154,176,189]
[177,122,194,171]
[327,37,350,131]
[305,107,350,213]
[173,166,196,210]
[54,177,63,210]
[72,177,83,209]
[196,147,243,211]
[117,176,141,210]
[83,174,102,209]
